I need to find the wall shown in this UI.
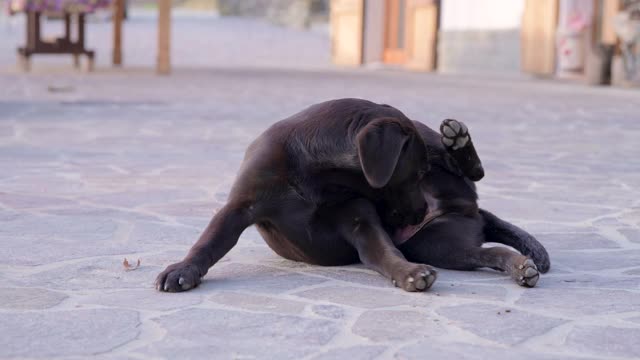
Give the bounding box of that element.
[362,0,384,64]
[217,0,329,29]
[438,0,525,75]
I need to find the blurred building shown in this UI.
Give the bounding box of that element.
[330,0,639,86]
[217,0,329,29]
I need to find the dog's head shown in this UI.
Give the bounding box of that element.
[356,118,429,227]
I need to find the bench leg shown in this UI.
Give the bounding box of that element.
[84,52,95,72]
[16,11,39,72]
[17,52,31,71]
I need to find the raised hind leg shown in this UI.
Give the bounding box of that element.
[440,119,485,181]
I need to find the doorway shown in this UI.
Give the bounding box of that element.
[383,0,407,64]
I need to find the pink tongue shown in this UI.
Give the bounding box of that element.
[392,225,420,245]
[392,213,435,245]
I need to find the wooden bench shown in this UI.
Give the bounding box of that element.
[7,0,111,71]
[8,0,172,74]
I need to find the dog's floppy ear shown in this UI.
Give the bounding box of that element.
[356,118,409,188]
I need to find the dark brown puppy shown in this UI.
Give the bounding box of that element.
[396,119,550,287]
[156,98,437,293]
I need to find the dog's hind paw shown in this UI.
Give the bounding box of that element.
[155,261,202,292]
[440,119,470,150]
[439,118,484,181]
[512,258,539,288]
[392,264,437,292]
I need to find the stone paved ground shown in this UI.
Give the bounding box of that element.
[1,12,640,360]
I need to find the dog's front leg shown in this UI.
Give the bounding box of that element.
[155,202,254,292]
[334,199,437,292]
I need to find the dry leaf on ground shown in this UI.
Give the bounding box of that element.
[123,258,141,271]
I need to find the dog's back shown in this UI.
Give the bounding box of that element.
[267,98,412,169]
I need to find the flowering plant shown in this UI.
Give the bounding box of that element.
[5,0,111,15]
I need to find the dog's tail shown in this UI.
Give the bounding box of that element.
[479,209,550,273]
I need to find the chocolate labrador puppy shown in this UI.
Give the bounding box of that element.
[156,98,550,292]
[394,119,550,287]
[156,98,437,292]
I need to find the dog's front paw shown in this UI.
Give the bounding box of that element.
[392,264,437,292]
[512,258,539,288]
[440,119,470,150]
[155,261,202,292]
